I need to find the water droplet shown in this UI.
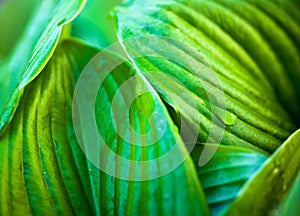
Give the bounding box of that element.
[273,168,280,175]
[225,112,238,125]
[212,105,237,126]
[43,171,47,175]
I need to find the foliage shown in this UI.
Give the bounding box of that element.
[0,0,299,215]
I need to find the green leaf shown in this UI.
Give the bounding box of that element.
[215,0,300,123]
[1,0,299,215]
[191,144,268,215]
[244,0,300,51]
[0,39,210,215]
[182,0,300,122]
[224,129,300,215]
[114,0,296,153]
[173,0,300,122]
[71,0,122,48]
[272,0,300,26]
[0,0,36,56]
[73,44,210,215]
[0,0,87,135]
[278,170,300,216]
[0,40,97,215]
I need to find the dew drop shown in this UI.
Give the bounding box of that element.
[272,167,280,175]
[224,112,238,126]
[212,105,237,126]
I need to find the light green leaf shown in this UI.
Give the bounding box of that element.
[0,0,87,134]
[215,0,300,123]
[225,129,300,215]
[73,44,210,216]
[172,0,300,122]
[114,0,296,153]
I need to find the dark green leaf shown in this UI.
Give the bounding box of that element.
[216,0,300,123]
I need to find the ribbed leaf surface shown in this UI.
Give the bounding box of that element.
[0,39,210,215]
[191,144,268,215]
[114,0,297,153]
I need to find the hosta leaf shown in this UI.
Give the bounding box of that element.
[215,0,300,123]
[0,40,97,215]
[0,0,86,134]
[272,0,300,26]
[73,43,209,215]
[245,0,300,51]
[0,39,210,215]
[278,170,300,216]
[191,144,268,215]
[172,0,300,122]
[114,0,296,153]
[225,129,300,215]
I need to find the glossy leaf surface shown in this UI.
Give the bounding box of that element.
[225,129,300,215]
[0,39,209,215]
[114,0,297,153]
[0,0,86,134]
[191,144,268,215]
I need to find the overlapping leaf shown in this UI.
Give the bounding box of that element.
[278,170,300,216]
[73,44,209,215]
[225,129,300,215]
[114,1,300,215]
[0,39,210,215]
[114,0,297,153]
[0,0,299,215]
[0,0,87,134]
[0,40,97,215]
[190,144,268,215]
[214,0,300,122]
